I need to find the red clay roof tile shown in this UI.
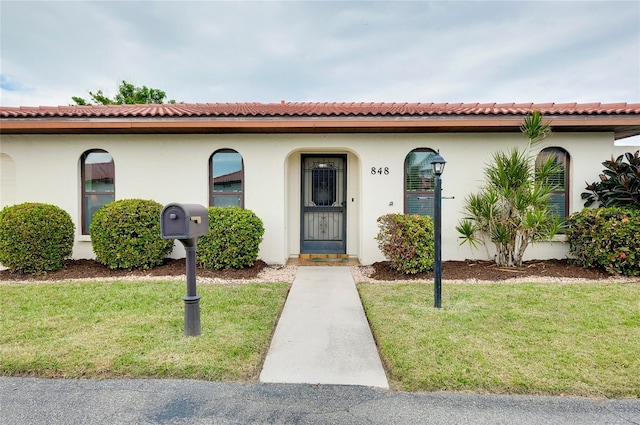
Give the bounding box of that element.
[1,101,640,119]
[2,102,638,140]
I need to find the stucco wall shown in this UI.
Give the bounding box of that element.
[0,153,17,208]
[0,131,628,265]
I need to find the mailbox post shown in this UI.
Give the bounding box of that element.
[160,203,210,337]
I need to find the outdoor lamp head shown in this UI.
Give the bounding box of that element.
[430,153,446,176]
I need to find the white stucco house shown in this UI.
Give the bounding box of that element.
[1,102,639,265]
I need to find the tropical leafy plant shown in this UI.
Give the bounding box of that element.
[582,150,640,209]
[456,111,562,266]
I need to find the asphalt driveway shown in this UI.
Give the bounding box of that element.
[2,377,639,425]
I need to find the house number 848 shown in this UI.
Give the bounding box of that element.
[371,167,390,175]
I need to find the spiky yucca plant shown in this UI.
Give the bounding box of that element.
[456,111,562,266]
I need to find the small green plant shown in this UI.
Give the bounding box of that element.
[566,207,640,276]
[0,202,75,274]
[90,199,173,270]
[197,207,264,270]
[375,213,435,274]
[582,150,640,209]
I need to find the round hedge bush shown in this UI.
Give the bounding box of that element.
[566,207,640,276]
[90,199,173,270]
[197,207,264,270]
[0,202,75,274]
[375,213,435,274]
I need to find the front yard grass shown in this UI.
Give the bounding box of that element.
[0,281,289,381]
[359,281,640,398]
[3,278,639,398]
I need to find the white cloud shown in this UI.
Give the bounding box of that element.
[616,135,640,147]
[1,1,638,106]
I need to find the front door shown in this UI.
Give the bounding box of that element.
[301,154,347,254]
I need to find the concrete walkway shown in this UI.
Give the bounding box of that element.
[259,266,389,388]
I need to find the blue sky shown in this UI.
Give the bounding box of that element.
[1,1,639,143]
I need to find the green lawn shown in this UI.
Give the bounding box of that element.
[3,278,639,398]
[0,281,289,381]
[359,281,640,398]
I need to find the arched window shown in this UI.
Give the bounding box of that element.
[404,148,437,216]
[536,147,570,221]
[81,149,115,234]
[210,149,244,207]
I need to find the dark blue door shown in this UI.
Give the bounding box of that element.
[300,155,347,254]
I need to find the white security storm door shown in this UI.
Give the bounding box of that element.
[301,155,347,254]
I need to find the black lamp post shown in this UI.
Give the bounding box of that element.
[430,153,446,308]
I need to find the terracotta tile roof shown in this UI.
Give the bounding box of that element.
[214,170,242,184]
[1,102,638,140]
[1,101,639,118]
[86,161,114,182]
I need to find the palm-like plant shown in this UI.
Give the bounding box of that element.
[456,111,562,266]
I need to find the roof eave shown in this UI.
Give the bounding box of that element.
[1,115,638,139]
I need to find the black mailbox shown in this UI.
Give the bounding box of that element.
[160,203,209,240]
[160,202,210,337]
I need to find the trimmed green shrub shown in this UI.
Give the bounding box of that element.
[90,199,173,270]
[197,207,264,270]
[376,213,435,274]
[566,207,640,276]
[0,202,75,274]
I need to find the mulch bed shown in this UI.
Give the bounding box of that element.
[369,259,616,281]
[0,259,267,282]
[0,258,621,282]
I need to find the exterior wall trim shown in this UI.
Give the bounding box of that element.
[1,116,638,133]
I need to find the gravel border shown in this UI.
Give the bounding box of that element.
[1,264,638,285]
[352,265,640,284]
